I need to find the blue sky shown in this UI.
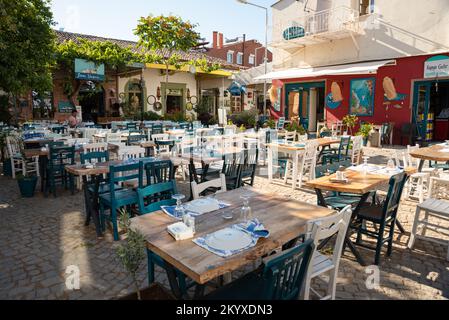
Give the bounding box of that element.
[50,0,274,44]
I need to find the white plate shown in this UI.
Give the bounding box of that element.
[205,228,253,252]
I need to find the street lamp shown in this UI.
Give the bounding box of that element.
[236,0,269,116]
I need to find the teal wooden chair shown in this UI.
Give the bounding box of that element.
[155,140,175,154]
[315,161,362,210]
[139,160,174,187]
[126,122,139,133]
[322,136,351,164]
[127,134,147,146]
[45,145,75,197]
[99,162,140,241]
[276,117,286,130]
[205,239,315,300]
[240,148,259,187]
[136,181,189,294]
[352,172,408,265]
[151,124,164,135]
[222,152,243,190]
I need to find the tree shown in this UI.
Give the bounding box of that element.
[134,15,204,113]
[0,0,56,122]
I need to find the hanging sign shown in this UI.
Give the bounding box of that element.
[74,59,105,81]
[424,55,449,78]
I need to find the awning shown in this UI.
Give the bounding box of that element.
[255,60,396,81]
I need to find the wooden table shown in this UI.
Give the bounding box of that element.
[306,166,415,265]
[409,144,449,171]
[140,141,156,157]
[266,138,340,189]
[131,188,335,299]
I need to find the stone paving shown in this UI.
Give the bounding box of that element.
[0,147,448,300]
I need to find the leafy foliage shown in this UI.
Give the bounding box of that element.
[342,115,359,135]
[116,209,146,300]
[357,123,373,138]
[193,98,213,125]
[265,118,276,129]
[134,111,162,121]
[286,121,307,135]
[229,109,258,128]
[0,0,56,95]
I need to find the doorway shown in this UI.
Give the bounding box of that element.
[413,80,449,142]
[78,82,104,123]
[284,81,325,131]
[162,83,186,116]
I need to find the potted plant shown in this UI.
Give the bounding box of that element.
[357,123,374,146]
[17,173,38,198]
[116,210,175,300]
[342,115,358,136]
[265,118,276,129]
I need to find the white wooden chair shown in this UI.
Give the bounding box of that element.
[106,132,122,144]
[6,136,39,178]
[83,128,98,142]
[151,133,169,142]
[303,205,352,300]
[83,143,108,153]
[118,146,145,160]
[284,141,318,189]
[350,135,363,165]
[191,174,227,200]
[408,177,449,261]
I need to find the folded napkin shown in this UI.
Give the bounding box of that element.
[234,218,270,239]
[374,167,403,176]
[348,165,381,173]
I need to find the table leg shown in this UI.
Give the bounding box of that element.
[267,147,273,183]
[164,263,189,300]
[418,159,424,172]
[84,174,103,238]
[39,155,46,192]
[292,152,299,190]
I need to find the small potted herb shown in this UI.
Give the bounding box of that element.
[357,123,373,146]
[342,115,358,136]
[17,173,38,198]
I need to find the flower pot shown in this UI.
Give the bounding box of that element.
[118,283,175,300]
[17,176,38,198]
[363,137,369,146]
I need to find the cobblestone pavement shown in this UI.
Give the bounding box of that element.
[0,147,448,300]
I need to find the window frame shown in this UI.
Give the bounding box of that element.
[227,51,234,64]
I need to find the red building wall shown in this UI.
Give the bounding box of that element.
[273,52,448,144]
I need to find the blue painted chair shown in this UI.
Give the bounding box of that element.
[240,148,259,187]
[222,152,243,190]
[276,117,286,130]
[126,122,139,133]
[205,239,315,300]
[155,140,175,154]
[352,172,408,265]
[99,162,140,241]
[46,145,75,197]
[151,124,164,135]
[139,159,174,187]
[23,132,45,140]
[136,180,189,294]
[322,136,351,164]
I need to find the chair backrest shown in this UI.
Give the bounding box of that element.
[308,205,352,274]
[83,128,98,141]
[284,131,296,142]
[137,180,177,215]
[260,238,315,300]
[118,146,145,160]
[351,135,363,165]
[428,177,449,201]
[320,130,332,138]
[151,124,164,135]
[337,136,351,158]
[48,145,75,168]
[23,132,45,140]
[106,132,122,144]
[382,172,408,218]
[155,139,175,155]
[109,162,141,199]
[6,136,20,157]
[80,151,109,165]
[127,134,147,146]
[406,144,420,168]
[152,133,169,142]
[191,174,227,200]
[276,117,286,130]
[83,143,108,153]
[139,160,174,187]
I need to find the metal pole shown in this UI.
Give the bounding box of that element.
[263,7,268,116]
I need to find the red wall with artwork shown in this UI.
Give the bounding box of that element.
[272,52,449,144]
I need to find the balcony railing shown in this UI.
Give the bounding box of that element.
[272,6,362,47]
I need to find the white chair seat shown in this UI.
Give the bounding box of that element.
[310,252,334,278]
[418,198,449,215]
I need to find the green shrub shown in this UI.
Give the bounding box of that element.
[357,123,373,138]
[134,111,162,121]
[286,121,306,135]
[163,111,186,122]
[229,109,258,128]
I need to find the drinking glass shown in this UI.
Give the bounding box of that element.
[172,194,185,219]
[362,156,370,175]
[240,194,252,221]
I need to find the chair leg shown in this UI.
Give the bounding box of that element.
[328,268,338,300]
[111,206,120,241]
[408,207,421,250]
[422,210,429,237]
[374,224,385,265]
[302,275,311,300]
[99,202,106,232]
[387,218,396,257]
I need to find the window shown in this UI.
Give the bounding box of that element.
[227,51,234,63]
[360,0,374,15]
[249,54,255,65]
[237,52,243,65]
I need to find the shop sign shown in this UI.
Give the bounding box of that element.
[283,26,305,40]
[424,55,449,78]
[58,101,73,113]
[74,58,105,81]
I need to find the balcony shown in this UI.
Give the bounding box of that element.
[271,6,364,49]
